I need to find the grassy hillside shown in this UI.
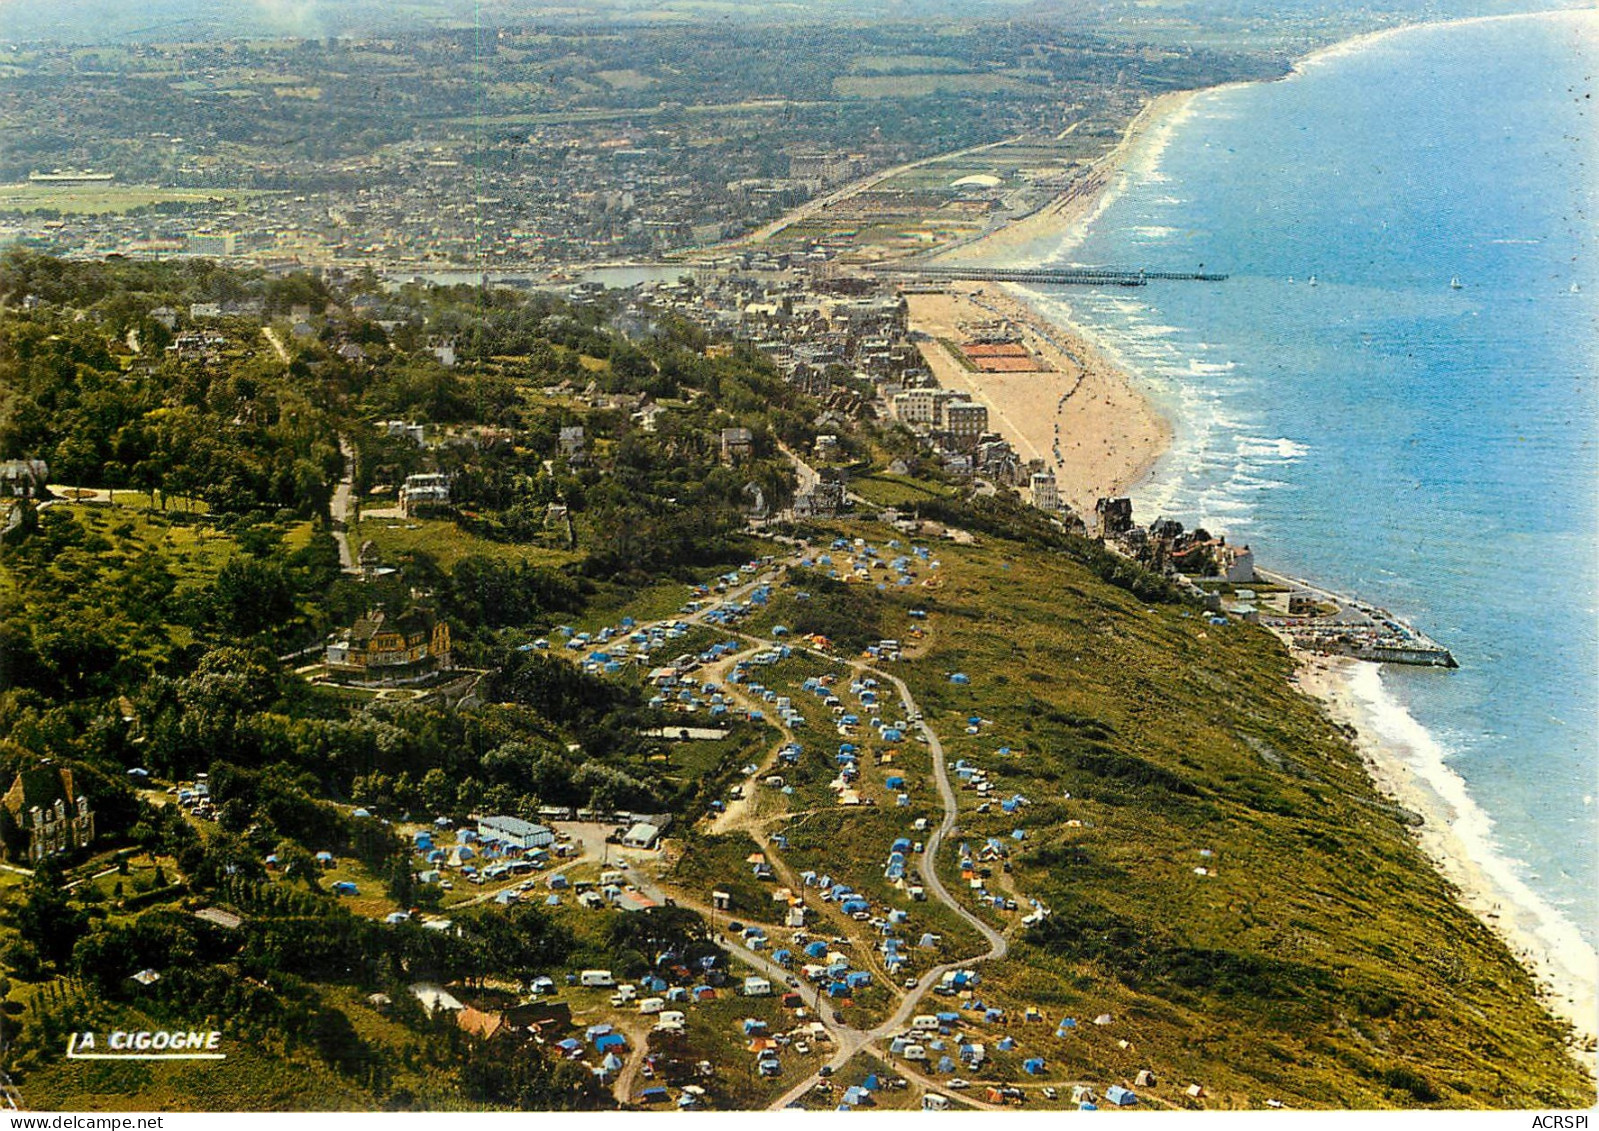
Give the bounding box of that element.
[875,525,1591,1108]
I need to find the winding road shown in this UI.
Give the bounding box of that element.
[763,659,1009,1110]
[556,543,1016,1109]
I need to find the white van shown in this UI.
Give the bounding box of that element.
[610,983,638,1004]
[600,870,627,887]
[657,1010,686,1027]
[903,1044,928,1061]
[911,1015,940,1032]
[579,969,616,988]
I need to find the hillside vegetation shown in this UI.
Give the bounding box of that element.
[0,253,1589,1111]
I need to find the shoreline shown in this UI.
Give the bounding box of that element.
[1296,653,1598,1076]
[901,6,1599,1080]
[900,87,1209,510]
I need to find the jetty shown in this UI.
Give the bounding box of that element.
[1252,568,1457,668]
[877,265,1229,287]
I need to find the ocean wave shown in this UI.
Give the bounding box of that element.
[1227,473,1290,491]
[1238,436,1309,460]
[1129,225,1178,239]
[1340,661,1599,1007]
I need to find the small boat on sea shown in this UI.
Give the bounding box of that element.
[1450,276,1463,290]
[1306,275,1318,287]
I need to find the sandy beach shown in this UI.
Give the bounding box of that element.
[905,285,1168,514]
[1297,653,1599,1075]
[932,87,1208,269]
[899,18,1599,1084]
[900,88,1203,513]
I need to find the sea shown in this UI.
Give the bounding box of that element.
[1012,12,1599,954]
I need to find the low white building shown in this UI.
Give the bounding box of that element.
[476,815,554,850]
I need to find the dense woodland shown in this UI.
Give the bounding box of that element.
[0,252,855,1106]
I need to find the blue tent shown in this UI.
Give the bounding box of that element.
[805,941,828,958]
[595,1033,628,1052]
[1105,1086,1137,1106]
[936,1056,956,1074]
[862,1075,880,1091]
[1024,1058,1046,1075]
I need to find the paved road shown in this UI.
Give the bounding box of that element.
[330,436,358,573]
[764,658,1010,1110]
[544,545,1016,1109]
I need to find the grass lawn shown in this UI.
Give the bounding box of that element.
[850,473,959,508]
[0,184,268,215]
[351,514,582,572]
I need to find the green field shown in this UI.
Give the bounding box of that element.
[0,184,267,216]
[351,514,582,572]
[833,73,1043,99]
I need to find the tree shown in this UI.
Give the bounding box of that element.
[419,768,454,816]
[12,859,88,969]
[210,555,296,637]
[385,852,415,907]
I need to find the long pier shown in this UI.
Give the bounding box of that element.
[878,265,1229,287]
